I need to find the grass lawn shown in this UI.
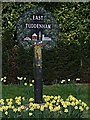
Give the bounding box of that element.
[1,83,90,118]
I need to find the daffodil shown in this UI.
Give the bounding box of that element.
[5,111,8,115]
[24,82,27,86]
[36,105,40,109]
[49,106,53,112]
[7,101,13,106]
[43,95,46,98]
[1,78,3,81]
[50,96,54,99]
[29,112,33,116]
[30,107,34,111]
[76,78,80,81]
[22,97,25,101]
[18,107,21,112]
[33,103,37,108]
[64,109,68,113]
[63,104,67,108]
[29,102,33,107]
[11,106,15,109]
[79,106,84,111]
[54,96,58,100]
[29,98,34,102]
[4,106,9,111]
[71,102,75,106]
[86,106,89,110]
[58,95,61,99]
[75,100,79,105]
[68,79,70,81]
[40,105,44,111]
[21,105,25,110]
[24,77,26,80]
[32,80,34,83]
[3,80,6,82]
[30,83,33,87]
[75,106,78,110]
[4,76,6,79]
[0,99,4,105]
[13,108,17,113]
[10,98,13,101]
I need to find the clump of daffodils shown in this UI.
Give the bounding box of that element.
[0,95,89,118]
[0,76,7,83]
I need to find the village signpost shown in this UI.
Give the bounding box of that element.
[17,6,59,103]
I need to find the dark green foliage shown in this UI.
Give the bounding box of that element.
[2,2,90,84]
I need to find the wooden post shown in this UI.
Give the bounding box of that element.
[34,45,43,103]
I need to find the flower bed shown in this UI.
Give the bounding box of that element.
[0,95,89,118]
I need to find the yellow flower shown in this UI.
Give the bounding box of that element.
[49,103,53,106]
[0,99,4,105]
[10,98,13,102]
[43,95,46,98]
[29,102,33,107]
[64,109,68,113]
[19,77,23,81]
[79,106,84,111]
[30,107,34,111]
[24,77,26,80]
[53,107,58,111]
[16,100,21,105]
[29,98,34,102]
[24,83,27,86]
[7,101,12,106]
[46,102,50,105]
[8,105,12,109]
[2,106,5,110]
[50,96,54,99]
[0,99,4,104]
[37,105,40,109]
[54,105,60,111]
[30,83,33,87]
[54,96,58,100]
[51,100,56,104]
[57,105,60,110]
[29,112,33,116]
[56,102,59,105]
[11,106,15,109]
[22,97,25,101]
[40,105,44,111]
[44,104,48,108]
[32,80,34,83]
[83,103,87,107]
[66,102,70,106]
[71,102,75,106]
[18,107,21,112]
[33,103,37,108]
[79,100,82,102]
[4,76,6,79]
[49,106,53,112]
[58,95,61,99]
[75,106,78,110]
[13,108,17,113]
[86,106,89,110]
[5,111,8,115]
[63,104,67,108]
[21,105,25,110]
[75,100,79,105]
[18,96,21,100]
